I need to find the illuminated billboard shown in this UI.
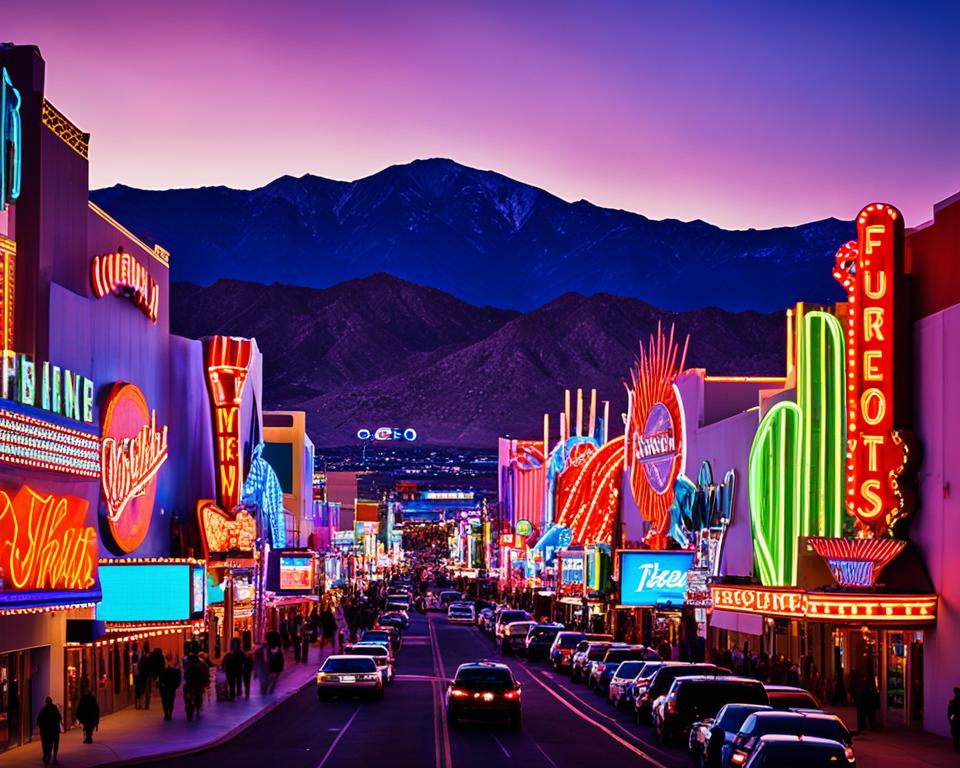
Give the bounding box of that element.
[617,550,694,608]
[356,427,417,442]
[96,562,204,622]
[279,555,314,591]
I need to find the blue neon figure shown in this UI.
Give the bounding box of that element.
[242,442,287,548]
[1,68,21,210]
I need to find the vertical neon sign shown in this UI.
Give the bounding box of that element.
[1,67,21,211]
[205,336,253,511]
[833,203,913,536]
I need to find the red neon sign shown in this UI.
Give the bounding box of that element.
[204,336,253,512]
[91,247,160,323]
[833,203,914,536]
[100,383,168,553]
[0,485,97,590]
[196,499,257,556]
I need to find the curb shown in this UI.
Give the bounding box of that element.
[100,678,313,767]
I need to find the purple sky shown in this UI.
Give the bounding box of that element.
[4,0,958,228]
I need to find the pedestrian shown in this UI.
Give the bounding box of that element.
[147,645,164,709]
[159,653,181,721]
[300,626,311,665]
[268,643,284,692]
[36,696,62,765]
[183,653,209,721]
[948,687,960,752]
[320,604,337,652]
[134,652,149,709]
[254,643,270,695]
[76,690,99,743]
[241,647,254,699]
[223,639,243,700]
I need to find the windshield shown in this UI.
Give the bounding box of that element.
[530,628,559,640]
[587,645,611,660]
[455,668,514,686]
[556,633,585,648]
[717,706,770,732]
[348,645,387,656]
[752,716,848,744]
[322,657,377,673]
[507,622,535,636]
[499,611,531,624]
[650,665,718,695]
[614,661,646,678]
[605,649,645,663]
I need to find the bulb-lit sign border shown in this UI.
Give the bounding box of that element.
[91,247,160,323]
[100,383,168,553]
[0,405,99,477]
[832,203,913,536]
[710,583,935,624]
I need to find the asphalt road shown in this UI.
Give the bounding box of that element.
[145,613,688,768]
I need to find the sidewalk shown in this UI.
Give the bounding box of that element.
[828,705,959,767]
[0,648,323,768]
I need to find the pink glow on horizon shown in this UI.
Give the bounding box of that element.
[3,0,958,229]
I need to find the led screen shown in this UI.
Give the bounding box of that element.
[617,551,694,607]
[279,556,314,591]
[96,564,198,622]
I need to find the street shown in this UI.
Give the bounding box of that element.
[144,611,686,768]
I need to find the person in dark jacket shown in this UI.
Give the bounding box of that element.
[36,697,62,765]
[241,648,254,699]
[76,691,99,743]
[183,653,209,720]
[159,653,182,721]
[223,639,244,700]
[146,646,164,710]
[948,687,960,751]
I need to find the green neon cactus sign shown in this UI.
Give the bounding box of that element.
[749,310,846,586]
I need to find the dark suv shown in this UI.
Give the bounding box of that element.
[729,711,853,766]
[634,663,728,724]
[525,624,564,662]
[654,676,768,745]
[446,661,522,728]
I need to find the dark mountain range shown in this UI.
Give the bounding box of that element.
[170,274,787,447]
[94,159,853,313]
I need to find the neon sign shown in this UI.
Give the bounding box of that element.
[628,324,688,548]
[0,406,99,477]
[808,537,905,588]
[1,68,22,211]
[1,350,94,424]
[100,383,168,553]
[205,336,253,511]
[0,486,97,591]
[356,427,417,442]
[197,500,257,556]
[515,519,533,537]
[617,550,694,607]
[91,247,160,323]
[0,237,14,350]
[710,583,935,624]
[240,442,286,548]
[833,203,914,536]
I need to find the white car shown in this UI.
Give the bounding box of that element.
[448,604,476,624]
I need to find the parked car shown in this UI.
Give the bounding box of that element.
[688,702,773,768]
[624,660,666,710]
[654,676,768,745]
[316,655,384,700]
[590,645,648,693]
[729,711,853,767]
[378,610,409,630]
[742,735,856,767]
[446,661,522,728]
[549,631,586,671]
[635,662,727,724]
[362,627,401,654]
[448,603,477,624]
[439,590,463,609]
[608,660,649,709]
[341,643,394,684]
[525,623,564,661]
[502,621,537,655]
[762,685,821,711]
[495,610,534,641]
[573,641,617,683]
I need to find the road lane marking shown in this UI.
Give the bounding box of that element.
[429,616,453,768]
[491,734,511,758]
[516,665,670,768]
[316,706,361,768]
[394,674,445,682]
[535,743,558,768]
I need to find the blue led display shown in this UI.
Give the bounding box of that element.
[96,564,203,622]
[618,551,695,607]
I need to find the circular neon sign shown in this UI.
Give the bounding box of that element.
[356,427,418,442]
[633,402,677,495]
[515,519,533,537]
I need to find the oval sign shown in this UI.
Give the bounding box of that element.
[516,519,533,537]
[634,402,677,495]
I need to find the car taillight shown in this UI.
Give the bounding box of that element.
[450,688,469,697]
[730,753,746,766]
[596,663,606,671]
[636,679,649,690]
[503,690,519,699]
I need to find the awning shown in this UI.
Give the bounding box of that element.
[708,608,763,636]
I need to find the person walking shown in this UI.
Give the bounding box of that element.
[159,653,182,721]
[223,639,243,700]
[267,643,284,693]
[183,653,210,720]
[241,647,254,699]
[146,645,164,710]
[254,643,270,695]
[36,697,62,765]
[948,687,960,752]
[76,690,99,743]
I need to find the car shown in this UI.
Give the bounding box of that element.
[446,661,522,728]
[378,610,409,630]
[635,662,728,724]
[742,735,856,767]
[572,640,616,683]
[654,676,768,746]
[729,711,853,767]
[317,655,384,700]
[495,609,534,641]
[439,590,463,609]
[549,631,586,670]
[762,685,821,711]
[688,703,773,768]
[589,645,648,693]
[502,620,537,655]
[524,623,564,661]
[341,643,394,684]
[448,603,477,624]
[362,628,401,654]
[607,660,649,709]
[385,599,411,613]
[478,607,497,632]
